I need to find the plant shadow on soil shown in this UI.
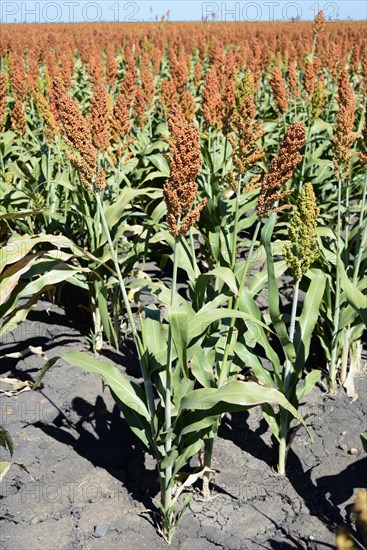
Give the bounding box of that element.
[287,451,367,534]
[219,410,367,546]
[34,394,159,525]
[34,394,157,506]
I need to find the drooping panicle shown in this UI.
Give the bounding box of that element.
[270,67,288,115]
[256,122,306,218]
[11,99,26,136]
[51,78,105,192]
[332,69,357,179]
[313,10,326,37]
[227,92,264,191]
[201,66,222,128]
[287,61,299,97]
[89,80,110,151]
[163,101,206,237]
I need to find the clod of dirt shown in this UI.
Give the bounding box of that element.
[93,524,108,538]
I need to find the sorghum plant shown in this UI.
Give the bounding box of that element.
[37,102,306,543]
[327,69,358,392]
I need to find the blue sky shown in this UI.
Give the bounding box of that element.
[1,1,366,23]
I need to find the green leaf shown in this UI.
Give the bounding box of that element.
[0,209,46,221]
[143,305,166,356]
[296,370,322,401]
[187,307,271,345]
[0,294,41,339]
[180,381,307,430]
[34,357,60,387]
[0,235,97,275]
[198,267,238,295]
[248,259,287,295]
[361,432,367,452]
[234,341,276,388]
[110,390,152,451]
[261,404,280,442]
[104,188,159,229]
[338,259,367,327]
[0,427,13,457]
[0,252,41,305]
[190,347,215,388]
[238,289,281,374]
[261,214,296,364]
[0,461,30,482]
[294,272,326,370]
[149,154,170,176]
[66,352,150,419]
[167,305,188,375]
[37,353,150,422]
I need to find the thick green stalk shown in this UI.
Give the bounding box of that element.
[341,169,367,383]
[299,125,311,193]
[284,279,299,393]
[278,277,299,475]
[329,171,343,392]
[283,149,306,396]
[340,326,350,385]
[352,170,367,282]
[218,219,261,387]
[230,177,242,271]
[202,436,214,499]
[340,179,350,384]
[189,227,200,278]
[262,213,296,473]
[222,133,228,177]
[163,236,179,515]
[204,211,261,495]
[92,280,103,352]
[278,428,287,475]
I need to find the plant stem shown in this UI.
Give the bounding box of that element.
[218,219,261,387]
[230,177,242,271]
[352,169,367,282]
[92,280,103,352]
[202,436,214,498]
[341,168,367,383]
[204,218,262,496]
[284,279,299,393]
[163,236,179,513]
[329,170,343,392]
[189,227,200,277]
[222,133,228,178]
[340,177,350,384]
[277,421,287,475]
[278,277,299,474]
[299,125,311,193]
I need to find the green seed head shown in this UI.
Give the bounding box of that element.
[309,77,325,122]
[283,182,320,280]
[235,69,255,111]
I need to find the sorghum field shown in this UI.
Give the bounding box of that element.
[0,14,366,550]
